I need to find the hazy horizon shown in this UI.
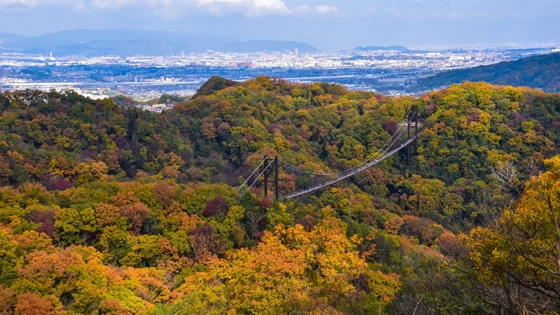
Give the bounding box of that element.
[0,0,558,49]
[1,28,558,52]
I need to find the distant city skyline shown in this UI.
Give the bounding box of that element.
[0,0,559,49]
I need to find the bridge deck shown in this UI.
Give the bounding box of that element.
[284,136,417,199]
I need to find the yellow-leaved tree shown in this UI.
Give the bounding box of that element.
[169,216,400,314]
[463,155,560,313]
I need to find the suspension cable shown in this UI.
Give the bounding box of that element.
[334,111,414,176]
[236,158,267,193]
[279,111,415,177]
[246,159,275,191]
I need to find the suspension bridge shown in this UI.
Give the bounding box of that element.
[237,111,419,199]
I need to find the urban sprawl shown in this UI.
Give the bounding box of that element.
[1,45,558,100]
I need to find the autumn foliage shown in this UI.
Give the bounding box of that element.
[0,78,558,313]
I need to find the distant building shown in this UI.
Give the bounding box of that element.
[136,103,176,114]
[229,62,254,67]
[147,107,162,113]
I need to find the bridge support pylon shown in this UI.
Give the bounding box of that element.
[407,111,419,165]
[407,113,411,164]
[262,155,280,200]
[415,111,418,152]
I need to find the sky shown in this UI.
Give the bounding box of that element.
[0,0,559,49]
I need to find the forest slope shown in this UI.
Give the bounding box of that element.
[414,52,560,92]
[0,78,559,314]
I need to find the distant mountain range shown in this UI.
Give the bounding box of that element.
[354,45,409,52]
[0,29,318,56]
[413,52,560,93]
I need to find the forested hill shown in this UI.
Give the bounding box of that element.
[414,52,560,92]
[0,78,559,314]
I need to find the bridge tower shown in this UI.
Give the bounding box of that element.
[407,111,419,165]
[262,156,280,200]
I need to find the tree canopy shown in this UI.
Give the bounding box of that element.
[0,77,559,313]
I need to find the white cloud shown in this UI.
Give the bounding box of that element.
[0,0,291,16]
[0,0,293,16]
[0,0,134,8]
[89,0,137,9]
[0,0,53,5]
[0,0,339,17]
[314,4,339,14]
[193,0,291,16]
